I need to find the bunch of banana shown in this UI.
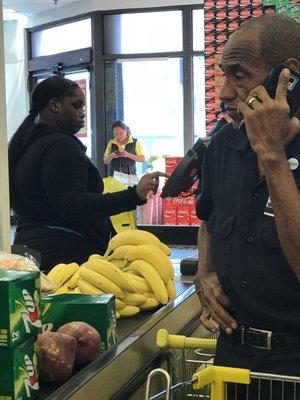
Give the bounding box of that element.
[47,262,80,294]
[103,229,171,260]
[46,232,176,318]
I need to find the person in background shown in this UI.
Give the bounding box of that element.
[103,120,145,176]
[8,76,165,272]
[194,14,300,399]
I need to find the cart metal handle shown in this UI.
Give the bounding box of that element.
[145,368,171,400]
[156,329,217,351]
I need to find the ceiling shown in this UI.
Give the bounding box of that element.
[3,0,80,16]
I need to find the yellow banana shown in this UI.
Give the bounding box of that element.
[67,269,81,289]
[79,267,125,299]
[124,293,147,306]
[116,311,120,319]
[86,258,135,294]
[76,280,124,309]
[125,245,170,284]
[118,305,140,317]
[88,254,104,261]
[144,291,156,298]
[129,260,168,305]
[124,273,152,292]
[54,280,72,294]
[123,273,148,293]
[77,278,105,295]
[110,259,129,270]
[166,279,176,300]
[141,244,174,280]
[108,245,136,260]
[139,297,160,310]
[69,287,82,294]
[158,241,171,256]
[47,262,79,289]
[107,229,161,252]
[115,298,126,310]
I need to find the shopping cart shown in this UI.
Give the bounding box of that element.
[145,329,300,400]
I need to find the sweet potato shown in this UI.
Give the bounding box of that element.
[57,321,101,365]
[37,332,76,382]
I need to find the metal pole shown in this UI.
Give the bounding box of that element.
[0,0,11,252]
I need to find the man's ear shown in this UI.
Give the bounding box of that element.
[48,98,59,113]
[284,58,300,73]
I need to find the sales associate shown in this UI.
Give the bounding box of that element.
[8,76,164,272]
[103,120,145,176]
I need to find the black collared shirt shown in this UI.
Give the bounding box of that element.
[197,123,300,330]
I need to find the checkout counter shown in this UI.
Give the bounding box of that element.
[39,261,202,400]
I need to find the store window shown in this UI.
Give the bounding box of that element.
[103,11,182,54]
[193,56,206,140]
[105,58,184,174]
[31,18,91,57]
[193,9,205,52]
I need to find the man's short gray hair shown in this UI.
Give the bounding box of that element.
[237,14,300,68]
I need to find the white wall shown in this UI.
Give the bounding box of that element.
[29,0,203,26]
[0,4,11,251]
[4,19,28,140]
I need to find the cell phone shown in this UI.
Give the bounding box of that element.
[239,64,300,134]
[263,63,300,118]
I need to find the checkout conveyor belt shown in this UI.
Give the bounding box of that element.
[38,265,201,400]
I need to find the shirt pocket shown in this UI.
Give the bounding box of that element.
[260,218,280,248]
[207,211,235,280]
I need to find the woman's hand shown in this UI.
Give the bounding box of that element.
[136,171,168,200]
[118,150,129,158]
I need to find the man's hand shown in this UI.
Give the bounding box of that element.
[194,271,237,334]
[238,68,300,160]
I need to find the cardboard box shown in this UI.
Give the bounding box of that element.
[163,198,177,225]
[177,205,191,226]
[0,269,41,348]
[0,339,39,400]
[190,206,201,227]
[41,294,117,351]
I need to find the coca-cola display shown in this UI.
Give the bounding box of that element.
[203,0,271,133]
[163,157,201,227]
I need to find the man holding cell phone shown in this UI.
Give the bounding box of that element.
[194,13,300,396]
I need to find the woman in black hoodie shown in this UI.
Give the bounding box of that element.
[9,75,163,272]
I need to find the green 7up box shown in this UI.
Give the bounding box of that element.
[41,294,117,350]
[0,338,39,400]
[0,270,41,348]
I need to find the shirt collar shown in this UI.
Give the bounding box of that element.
[226,126,250,158]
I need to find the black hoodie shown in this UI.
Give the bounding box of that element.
[9,123,144,252]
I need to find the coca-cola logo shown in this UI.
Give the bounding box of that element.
[173,197,195,206]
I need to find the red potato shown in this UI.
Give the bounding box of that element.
[37,332,77,382]
[57,321,101,365]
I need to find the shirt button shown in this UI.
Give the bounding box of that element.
[252,192,259,200]
[241,281,248,288]
[246,236,254,244]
